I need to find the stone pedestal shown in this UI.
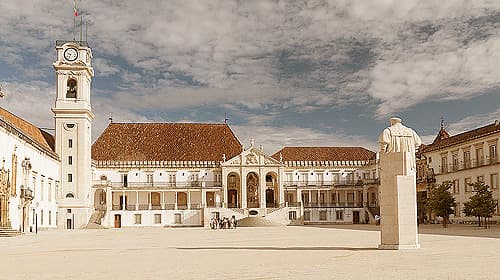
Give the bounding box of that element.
[379,152,420,250]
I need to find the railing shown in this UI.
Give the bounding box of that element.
[286,202,301,207]
[283,179,379,188]
[111,203,200,211]
[303,202,363,208]
[20,188,34,200]
[93,180,223,189]
[436,156,500,175]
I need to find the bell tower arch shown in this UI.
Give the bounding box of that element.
[52,40,94,229]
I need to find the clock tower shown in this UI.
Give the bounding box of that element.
[52,41,94,229]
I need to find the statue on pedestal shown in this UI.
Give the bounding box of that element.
[378,117,422,172]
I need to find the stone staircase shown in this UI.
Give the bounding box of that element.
[0,227,21,237]
[85,209,106,229]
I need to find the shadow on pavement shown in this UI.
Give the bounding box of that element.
[176,246,378,251]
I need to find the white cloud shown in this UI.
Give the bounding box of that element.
[232,124,377,155]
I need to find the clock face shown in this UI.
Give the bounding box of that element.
[64,48,78,61]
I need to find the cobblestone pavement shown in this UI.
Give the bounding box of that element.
[1,226,499,279]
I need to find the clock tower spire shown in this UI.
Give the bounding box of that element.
[52,40,94,229]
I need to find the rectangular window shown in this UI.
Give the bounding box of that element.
[452,154,459,171]
[288,211,297,220]
[465,178,472,192]
[489,145,497,163]
[146,174,153,183]
[40,210,44,225]
[463,151,471,168]
[491,173,498,189]
[303,211,310,221]
[68,156,73,165]
[453,179,460,194]
[48,182,52,202]
[336,210,344,220]
[40,179,44,201]
[476,147,484,166]
[68,139,73,148]
[67,173,73,182]
[134,214,142,224]
[319,210,327,221]
[441,156,448,173]
[33,209,35,224]
[49,211,52,225]
[154,214,161,224]
[477,175,484,183]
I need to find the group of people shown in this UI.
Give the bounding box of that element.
[210,216,237,229]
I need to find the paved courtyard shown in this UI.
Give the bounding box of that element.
[1,225,499,279]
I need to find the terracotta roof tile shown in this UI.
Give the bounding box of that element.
[423,121,500,152]
[0,107,56,155]
[271,147,376,162]
[92,122,242,162]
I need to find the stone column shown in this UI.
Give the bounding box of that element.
[260,171,266,209]
[379,152,419,250]
[241,173,247,209]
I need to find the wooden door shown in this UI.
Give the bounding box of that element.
[151,192,161,207]
[353,211,360,224]
[114,214,121,228]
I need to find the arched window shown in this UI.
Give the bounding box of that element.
[66,193,75,198]
[66,78,77,98]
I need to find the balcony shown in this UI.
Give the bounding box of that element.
[20,187,34,200]
[436,156,500,175]
[94,180,222,189]
[283,179,378,188]
[303,202,363,208]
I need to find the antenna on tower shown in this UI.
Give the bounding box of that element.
[80,15,83,42]
[85,20,88,42]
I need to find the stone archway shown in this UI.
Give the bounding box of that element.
[246,172,259,208]
[265,172,278,208]
[94,189,106,210]
[227,172,240,208]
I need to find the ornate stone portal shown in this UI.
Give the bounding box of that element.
[246,173,259,208]
[0,160,11,228]
[378,117,422,250]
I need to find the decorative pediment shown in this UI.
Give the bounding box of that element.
[223,147,282,167]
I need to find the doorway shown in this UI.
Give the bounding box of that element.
[353,211,360,224]
[266,189,275,208]
[66,218,73,229]
[114,214,121,228]
[228,189,238,208]
[206,192,215,207]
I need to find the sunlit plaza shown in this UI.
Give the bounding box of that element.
[1,225,499,279]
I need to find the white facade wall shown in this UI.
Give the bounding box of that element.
[425,132,500,221]
[0,125,59,231]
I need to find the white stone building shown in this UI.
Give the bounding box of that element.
[0,40,381,231]
[0,107,59,232]
[422,121,500,222]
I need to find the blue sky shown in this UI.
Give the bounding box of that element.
[1,0,500,153]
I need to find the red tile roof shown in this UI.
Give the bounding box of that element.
[423,121,500,152]
[0,107,57,157]
[92,122,242,162]
[271,147,376,162]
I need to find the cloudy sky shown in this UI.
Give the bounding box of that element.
[1,0,500,153]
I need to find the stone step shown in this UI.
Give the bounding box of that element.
[237,217,284,227]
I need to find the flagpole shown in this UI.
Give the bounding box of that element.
[73,13,76,40]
